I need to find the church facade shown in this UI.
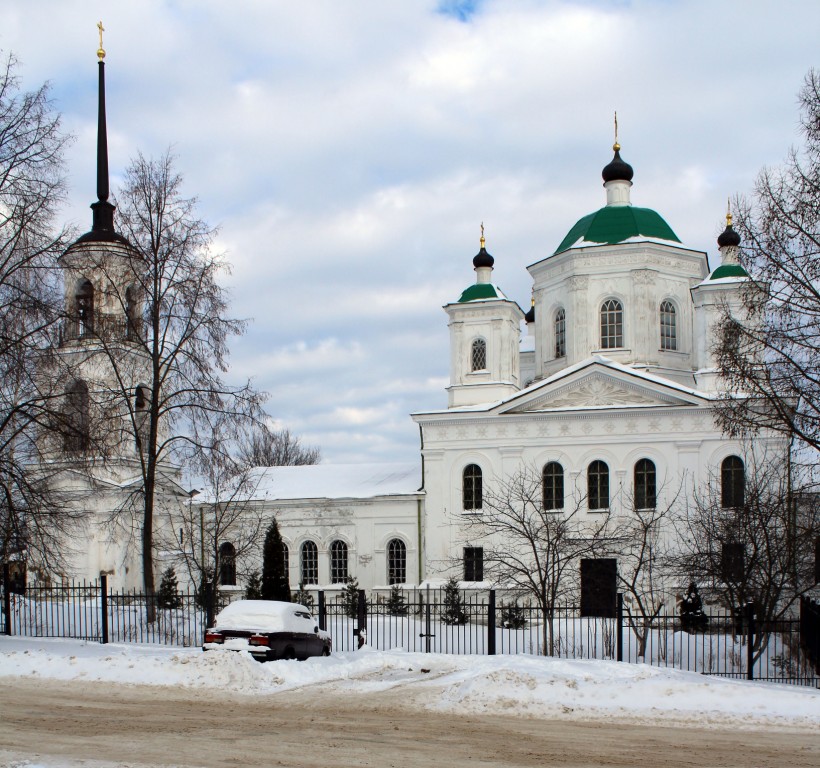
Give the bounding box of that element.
[223,144,784,596]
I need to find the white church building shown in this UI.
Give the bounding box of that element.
[223,142,784,594]
[44,46,782,596]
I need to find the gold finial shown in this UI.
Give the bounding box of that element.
[480,222,485,249]
[531,295,535,307]
[613,111,620,152]
[97,21,106,61]
[726,197,733,227]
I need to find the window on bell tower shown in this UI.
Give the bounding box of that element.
[471,338,487,371]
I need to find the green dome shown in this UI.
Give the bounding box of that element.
[554,205,681,255]
[709,263,748,280]
[457,283,503,303]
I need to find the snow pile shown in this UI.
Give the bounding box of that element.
[1,636,818,729]
[211,599,317,633]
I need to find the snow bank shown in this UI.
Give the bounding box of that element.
[1,636,817,729]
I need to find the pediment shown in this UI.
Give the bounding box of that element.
[499,366,707,414]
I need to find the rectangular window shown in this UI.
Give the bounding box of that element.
[463,547,484,582]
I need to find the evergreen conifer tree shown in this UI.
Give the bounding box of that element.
[245,571,263,600]
[261,518,291,602]
[386,584,408,616]
[157,567,182,609]
[292,583,315,612]
[441,576,467,625]
[343,576,360,618]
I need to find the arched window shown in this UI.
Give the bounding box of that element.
[600,299,623,349]
[471,338,487,371]
[660,301,677,351]
[588,460,609,511]
[463,464,483,511]
[554,308,566,358]
[721,456,745,508]
[219,542,236,586]
[387,539,406,585]
[134,385,150,452]
[634,458,657,509]
[300,541,318,585]
[125,285,141,340]
[76,280,95,337]
[64,380,90,453]
[330,540,349,583]
[542,462,564,510]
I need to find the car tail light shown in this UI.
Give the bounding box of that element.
[248,634,270,647]
[204,631,224,644]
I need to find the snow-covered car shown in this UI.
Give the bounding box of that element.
[202,600,332,661]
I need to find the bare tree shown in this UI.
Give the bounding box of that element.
[674,452,819,661]
[715,69,820,458]
[82,151,264,604]
[613,481,683,659]
[237,423,320,468]
[0,52,86,576]
[162,444,265,626]
[458,466,611,656]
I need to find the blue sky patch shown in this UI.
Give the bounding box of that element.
[437,0,483,22]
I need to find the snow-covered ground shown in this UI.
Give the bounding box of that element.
[1,635,818,732]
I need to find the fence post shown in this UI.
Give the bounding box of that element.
[425,584,432,654]
[616,592,623,662]
[745,601,755,681]
[356,589,367,649]
[318,590,326,631]
[100,574,109,645]
[2,563,11,636]
[487,590,496,655]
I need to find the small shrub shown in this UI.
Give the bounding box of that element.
[342,576,360,618]
[386,585,408,616]
[499,600,526,629]
[292,583,315,612]
[156,567,182,610]
[245,571,263,600]
[441,576,467,625]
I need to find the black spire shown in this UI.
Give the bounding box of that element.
[74,35,128,246]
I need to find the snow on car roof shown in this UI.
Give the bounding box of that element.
[214,600,316,633]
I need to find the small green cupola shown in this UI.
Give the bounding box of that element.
[553,136,681,255]
[457,224,509,302]
[709,208,748,279]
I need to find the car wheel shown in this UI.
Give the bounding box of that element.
[282,647,296,660]
[322,647,331,657]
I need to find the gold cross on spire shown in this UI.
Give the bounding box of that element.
[726,196,733,227]
[613,111,620,152]
[480,222,485,249]
[97,21,106,61]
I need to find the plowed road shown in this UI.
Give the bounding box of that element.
[1,677,818,767]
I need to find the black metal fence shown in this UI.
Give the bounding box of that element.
[2,579,818,687]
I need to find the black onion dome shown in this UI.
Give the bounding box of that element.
[602,145,634,183]
[717,223,741,248]
[524,304,535,323]
[473,246,494,269]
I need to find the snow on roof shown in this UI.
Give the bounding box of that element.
[240,462,422,502]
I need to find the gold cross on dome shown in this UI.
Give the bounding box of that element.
[97,21,106,60]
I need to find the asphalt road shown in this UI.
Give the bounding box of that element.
[0,677,818,768]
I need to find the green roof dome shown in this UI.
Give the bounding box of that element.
[554,205,681,255]
[457,283,503,302]
[709,263,748,280]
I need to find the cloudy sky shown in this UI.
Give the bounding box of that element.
[1,1,818,465]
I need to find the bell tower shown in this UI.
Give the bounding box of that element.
[444,228,524,407]
[48,25,149,469]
